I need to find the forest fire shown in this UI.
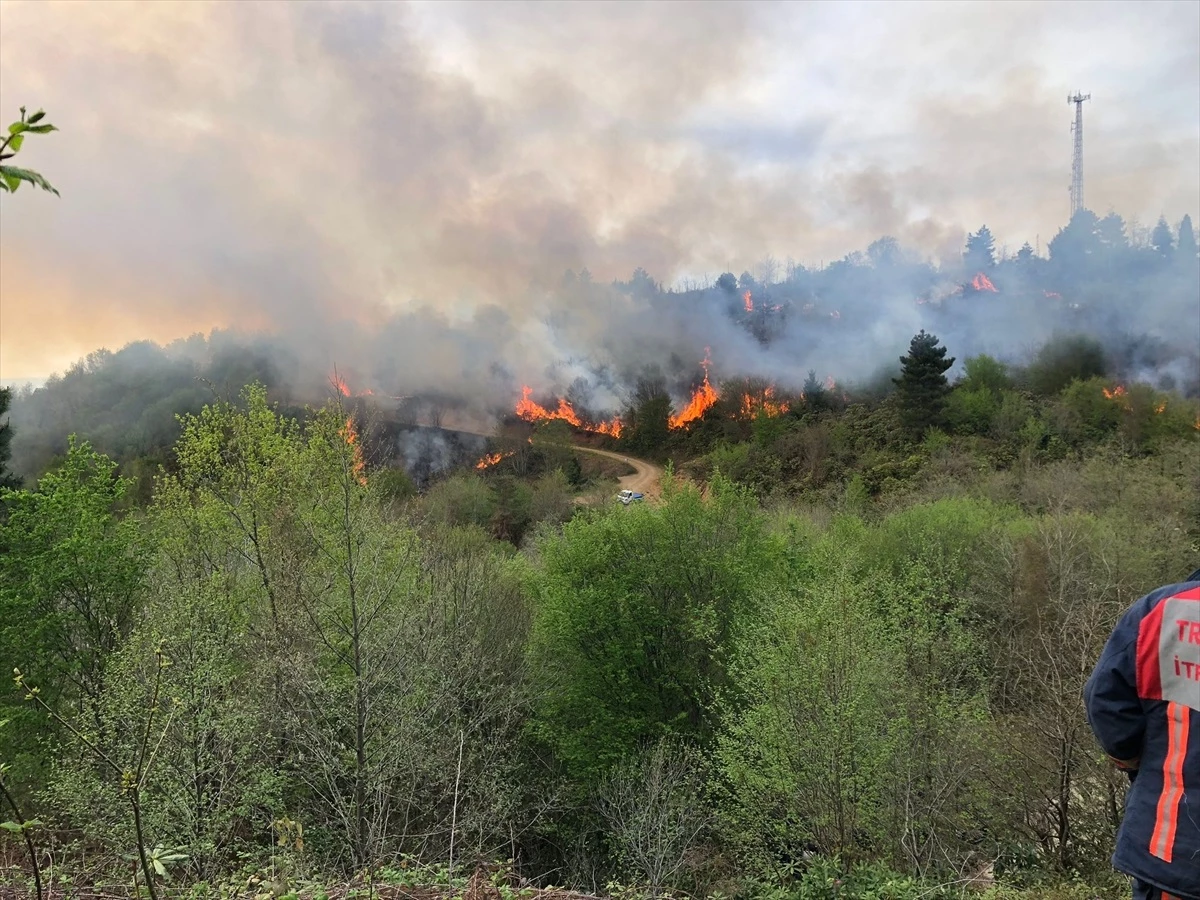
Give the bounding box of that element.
[475,450,514,470]
[515,386,623,437]
[516,386,582,427]
[669,349,718,429]
[739,386,789,419]
[743,291,754,313]
[339,415,367,486]
[334,373,351,397]
[971,272,998,292]
[1103,385,1127,400]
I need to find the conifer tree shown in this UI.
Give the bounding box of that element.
[0,387,19,489]
[893,330,955,437]
[964,225,996,271]
[1177,214,1197,262]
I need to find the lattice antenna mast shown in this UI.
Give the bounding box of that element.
[1068,91,1091,217]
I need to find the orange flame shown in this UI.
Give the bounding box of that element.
[592,417,624,438]
[971,272,998,292]
[1102,385,1127,400]
[475,450,514,470]
[825,375,836,391]
[739,386,789,419]
[515,386,623,437]
[516,386,582,427]
[743,290,754,313]
[339,415,367,486]
[1154,402,1166,415]
[333,373,351,397]
[669,349,718,429]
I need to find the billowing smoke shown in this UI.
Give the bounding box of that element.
[1,2,1198,477]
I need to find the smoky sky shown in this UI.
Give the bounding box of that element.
[1,0,1198,398]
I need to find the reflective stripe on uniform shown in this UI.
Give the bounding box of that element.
[1149,701,1190,862]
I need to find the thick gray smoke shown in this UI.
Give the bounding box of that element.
[1,1,1198,479]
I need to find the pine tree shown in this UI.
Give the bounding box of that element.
[1177,214,1197,262]
[1016,242,1035,263]
[964,226,996,271]
[802,369,828,411]
[0,387,20,489]
[1151,216,1174,260]
[892,330,955,437]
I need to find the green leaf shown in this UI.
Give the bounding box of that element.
[0,165,59,196]
[7,122,27,136]
[7,134,22,153]
[27,110,45,124]
[26,125,56,134]
[153,859,167,877]
[0,172,20,193]
[22,819,43,829]
[0,821,23,833]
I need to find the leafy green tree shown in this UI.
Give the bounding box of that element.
[0,107,58,195]
[1024,335,1107,396]
[0,438,147,780]
[624,373,672,454]
[959,355,1012,395]
[964,225,996,271]
[892,330,955,437]
[528,475,781,789]
[0,387,19,489]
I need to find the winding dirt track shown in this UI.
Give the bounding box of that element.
[571,444,664,498]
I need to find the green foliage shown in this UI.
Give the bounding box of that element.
[1024,335,1107,396]
[0,438,147,785]
[625,375,673,454]
[964,224,996,271]
[3,370,1196,896]
[715,515,997,874]
[528,475,782,788]
[0,387,18,489]
[946,387,999,435]
[0,106,59,195]
[960,355,1013,395]
[892,331,954,438]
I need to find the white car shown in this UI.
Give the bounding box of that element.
[617,489,645,505]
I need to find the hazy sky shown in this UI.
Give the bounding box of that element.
[1,0,1198,383]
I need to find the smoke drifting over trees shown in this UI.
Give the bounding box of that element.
[2,2,1198,479]
[5,211,1198,481]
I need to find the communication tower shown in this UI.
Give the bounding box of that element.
[1068,92,1091,217]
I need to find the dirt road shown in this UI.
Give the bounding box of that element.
[572,444,664,498]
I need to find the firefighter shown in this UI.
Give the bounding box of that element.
[1084,568,1200,900]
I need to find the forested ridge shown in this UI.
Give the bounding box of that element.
[2,318,1199,900]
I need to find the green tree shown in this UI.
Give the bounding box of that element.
[964,225,996,271]
[0,439,147,785]
[1151,215,1174,260]
[528,475,781,790]
[1025,335,1107,396]
[802,369,829,412]
[1176,213,1197,262]
[0,387,19,489]
[0,107,59,195]
[624,374,672,454]
[892,330,955,437]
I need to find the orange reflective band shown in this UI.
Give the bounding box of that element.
[1149,702,1190,862]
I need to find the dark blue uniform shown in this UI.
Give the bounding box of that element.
[1084,570,1200,900]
